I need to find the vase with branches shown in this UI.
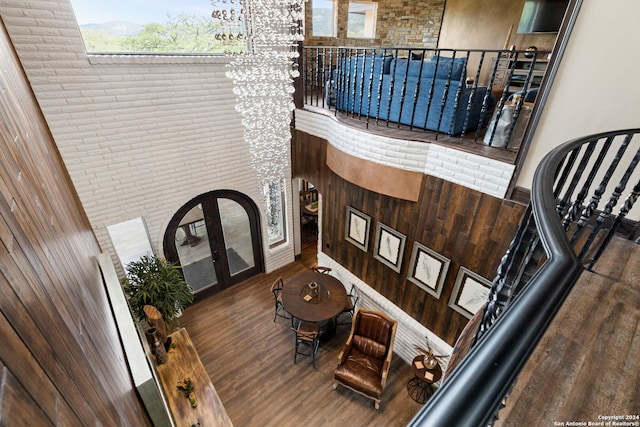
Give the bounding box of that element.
[414,336,447,370]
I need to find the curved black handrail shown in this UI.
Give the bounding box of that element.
[408,128,640,426]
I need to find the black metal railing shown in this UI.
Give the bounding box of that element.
[408,129,640,426]
[301,46,550,151]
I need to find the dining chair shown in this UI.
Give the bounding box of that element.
[311,264,332,274]
[337,283,359,326]
[270,277,291,323]
[291,320,320,368]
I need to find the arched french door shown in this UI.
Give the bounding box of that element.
[163,190,264,298]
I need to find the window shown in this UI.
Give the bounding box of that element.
[107,217,153,271]
[312,0,337,37]
[265,179,287,247]
[347,2,377,39]
[69,0,244,54]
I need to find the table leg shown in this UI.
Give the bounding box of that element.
[407,376,434,404]
[180,224,201,246]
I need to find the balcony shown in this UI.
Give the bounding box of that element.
[300,46,551,164]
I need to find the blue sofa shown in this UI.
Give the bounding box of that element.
[333,54,494,135]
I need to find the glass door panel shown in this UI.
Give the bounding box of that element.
[218,198,255,276]
[175,204,217,292]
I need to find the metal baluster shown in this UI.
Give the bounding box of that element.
[408,49,426,131]
[302,47,309,106]
[314,48,322,107]
[567,136,618,240]
[337,49,347,114]
[346,49,358,117]
[421,51,438,134]
[383,49,399,128]
[476,204,537,341]
[396,48,411,129]
[373,48,388,125]
[557,140,598,229]
[348,49,360,118]
[443,50,466,136]
[576,135,636,258]
[481,51,503,146]
[462,51,484,142]
[435,50,457,136]
[355,49,368,121]
[329,47,335,110]
[362,49,378,127]
[488,52,520,147]
[553,147,580,200]
[501,53,538,150]
[587,176,640,270]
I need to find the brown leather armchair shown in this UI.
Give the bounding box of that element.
[333,308,398,409]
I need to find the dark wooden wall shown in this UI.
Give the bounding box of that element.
[293,130,526,345]
[0,22,149,425]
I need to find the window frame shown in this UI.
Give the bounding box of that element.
[347,1,378,39]
[312,0,337,38]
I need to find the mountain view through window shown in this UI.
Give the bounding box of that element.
[69,0,245,54]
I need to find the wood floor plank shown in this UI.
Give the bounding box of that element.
[497,237,639,425]
[179,264,424,427]
[178,225,424,426]
[179,221,638,426]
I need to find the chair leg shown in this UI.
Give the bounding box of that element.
[311,339,318,369]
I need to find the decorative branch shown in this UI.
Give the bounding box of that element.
[177,377,197,408]
[414,336,447,360]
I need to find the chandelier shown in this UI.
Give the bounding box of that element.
[212,0,305,243]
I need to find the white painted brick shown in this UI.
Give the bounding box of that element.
[457,157,481,171]
[483,173,511,187]
[296,108,515,198]
[480,163,510,178]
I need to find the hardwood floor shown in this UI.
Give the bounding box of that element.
[497,236,640,425]
[178,221,423,426]
[179,220,639,426]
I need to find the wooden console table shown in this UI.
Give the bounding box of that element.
[156,328,233,427]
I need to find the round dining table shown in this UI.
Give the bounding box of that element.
[281,271,349,327]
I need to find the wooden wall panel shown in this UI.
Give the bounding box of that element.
[293,130,526,345]
[1,368,54,426]
[0,22,149,426]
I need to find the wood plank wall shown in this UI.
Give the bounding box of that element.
[0,23,149,425]
[292,129,527,345]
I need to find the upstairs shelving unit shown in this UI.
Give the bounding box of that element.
[492,54,549,95]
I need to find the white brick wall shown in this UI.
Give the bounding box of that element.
[295,109,516,198]
[0,0,295,274]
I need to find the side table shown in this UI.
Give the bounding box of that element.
[407,355,442,404]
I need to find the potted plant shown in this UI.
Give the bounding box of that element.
[122,255,194,331]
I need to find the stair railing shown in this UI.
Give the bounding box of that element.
[408,128,640,426]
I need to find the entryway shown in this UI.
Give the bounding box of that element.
[298,179,319,267]
[163,190,264,298]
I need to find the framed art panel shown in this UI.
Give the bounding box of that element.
[373,223,406,273]
[345,206,371,252]
[407,243,450,299]
[448,267,492,318]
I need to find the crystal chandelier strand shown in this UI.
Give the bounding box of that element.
[212,0,305,243]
